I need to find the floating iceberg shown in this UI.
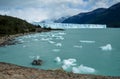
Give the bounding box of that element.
[80,40,95,43]
[58,32,66,35]
[41,38,51,41]
[73,45,82,48]
[54,57,61,63]
[62,58,77,70]
[55,43,62,47]
[52,49,60,52]
[100,44,112,51]
[54,57,96,74]
[72,64,96,73]
[36,56,40,60]
[56,36,64,40]
[48,41,55,44]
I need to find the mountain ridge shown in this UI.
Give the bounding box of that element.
[63,2,120,28]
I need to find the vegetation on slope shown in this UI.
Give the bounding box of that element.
[0,15,52,36]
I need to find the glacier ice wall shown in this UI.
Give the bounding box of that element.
[38,23,106,29]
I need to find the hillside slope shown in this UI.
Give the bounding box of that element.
[63,2,120,28]
[0,15,37,36]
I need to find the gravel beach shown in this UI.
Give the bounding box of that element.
[0,62,120,79]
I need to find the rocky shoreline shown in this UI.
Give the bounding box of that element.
[0,62,119,79]
[0,32,36,46]
[0,28,64,46]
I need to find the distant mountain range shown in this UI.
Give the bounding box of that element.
[40,19,54,23]
[34,16,69,24]
[54,16,69,23]
[62,2,120,28]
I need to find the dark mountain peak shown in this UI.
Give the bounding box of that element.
[71,8,106,18]
[62,2,120,27]
[85,8,106,15]
[109,2,120,10]
[92,8,106,13]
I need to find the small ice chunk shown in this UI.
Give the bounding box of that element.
[34,39,39,41]
[54,57,61,63]
[80,40,95,43]
[72,64,95,73]
[56,36,64,40]
[55,43,62,47]
[62,58,77,70]
[52,49,60,52]
[74,45,82,48]
[58,32,66,35]
[23,45,26,48]
[36,56,40,60]
[100,44,112,51]
[49,41,55,44]
[41,38,50,41]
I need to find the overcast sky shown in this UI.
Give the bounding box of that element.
[0,0,119,22]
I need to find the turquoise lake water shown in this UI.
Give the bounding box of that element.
[0,29,120,76]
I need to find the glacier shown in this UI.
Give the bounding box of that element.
[37,23,106,29]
